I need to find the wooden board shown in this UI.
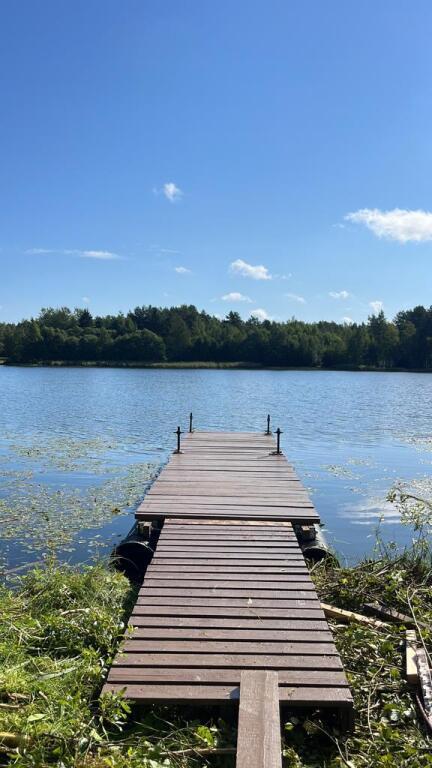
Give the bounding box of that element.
[237,671,282,768]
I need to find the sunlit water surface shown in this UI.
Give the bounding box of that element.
[1,367,431,570]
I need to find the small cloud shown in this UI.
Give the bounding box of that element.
[79,250,119,260]
[250,308,270,321]
[163,182,183,202]
[329,290,350,299]
[221,292,252,303]
[369,300,383,314]
[345,208,432,243]
[230,259,271,280]
[342,316,353,324]
[82,296,90,304]
[25,247,55,254]
[26,247,121,260]
[174,266,191,274]
[148,244,181,257]
[285,292,306,304]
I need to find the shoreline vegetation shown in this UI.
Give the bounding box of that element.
[1,303,432,370]
[2,359,432,373]
[1,491,431,767]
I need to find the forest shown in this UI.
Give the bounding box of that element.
[1,304,432,369]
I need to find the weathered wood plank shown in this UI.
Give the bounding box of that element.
[126,628,333,641]
[112,652,343,669]
[137,588,318,599]
[135,597,321,608]
[130,605,325,617]
[237,670,282,768]
[166,519,295,526]
[129,616,329,629]
[107,667,348,685]
[121,640,337,654]
[145,575,311,583]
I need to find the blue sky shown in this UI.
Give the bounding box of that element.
[1,0,432,324]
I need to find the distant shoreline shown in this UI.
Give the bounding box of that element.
[2,359,432,373]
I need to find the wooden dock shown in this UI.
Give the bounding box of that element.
[137,431,319,524]
[105,430,352,767]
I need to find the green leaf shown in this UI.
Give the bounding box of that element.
[195,724,215,746]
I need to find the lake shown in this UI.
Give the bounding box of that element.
[1,366,431,571]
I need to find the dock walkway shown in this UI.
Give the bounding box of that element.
[105,430,352,767]
[137,431,319,524]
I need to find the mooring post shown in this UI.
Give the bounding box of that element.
[189,412,193,433]
[266,414,271,435]
[270,427,283,455]
[173,426,183,454]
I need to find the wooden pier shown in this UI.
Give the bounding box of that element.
[136,431,319,524]
[104,429,352,767]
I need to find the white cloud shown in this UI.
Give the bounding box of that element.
[342,316,353,324]
[345,208,432,243]
[79,250,119,260]
[221,292,252,303]
[369,300,383,314]
[82,296,90,304]
[174,266,191,274]
[250,308,270,321]
[163,182,183,202]
[285,292,306,304]
[229,259,271,280]
[329,290,350,299]
[26,248,55,254]
[26,247,120,260]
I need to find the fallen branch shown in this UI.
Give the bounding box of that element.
[320,603,387,628]
[364,602,416,626]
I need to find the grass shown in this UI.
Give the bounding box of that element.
[1,493,432,767]
[0,562,238,768]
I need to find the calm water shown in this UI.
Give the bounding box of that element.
[1,366,431,570]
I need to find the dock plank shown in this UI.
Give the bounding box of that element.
[237,671,282,768]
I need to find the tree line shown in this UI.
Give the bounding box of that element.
[0,304,432,369]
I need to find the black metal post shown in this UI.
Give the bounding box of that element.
[174,426,183,454]
[189,412,193,433]
[266,414,271,435]
[271,427,283,455]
